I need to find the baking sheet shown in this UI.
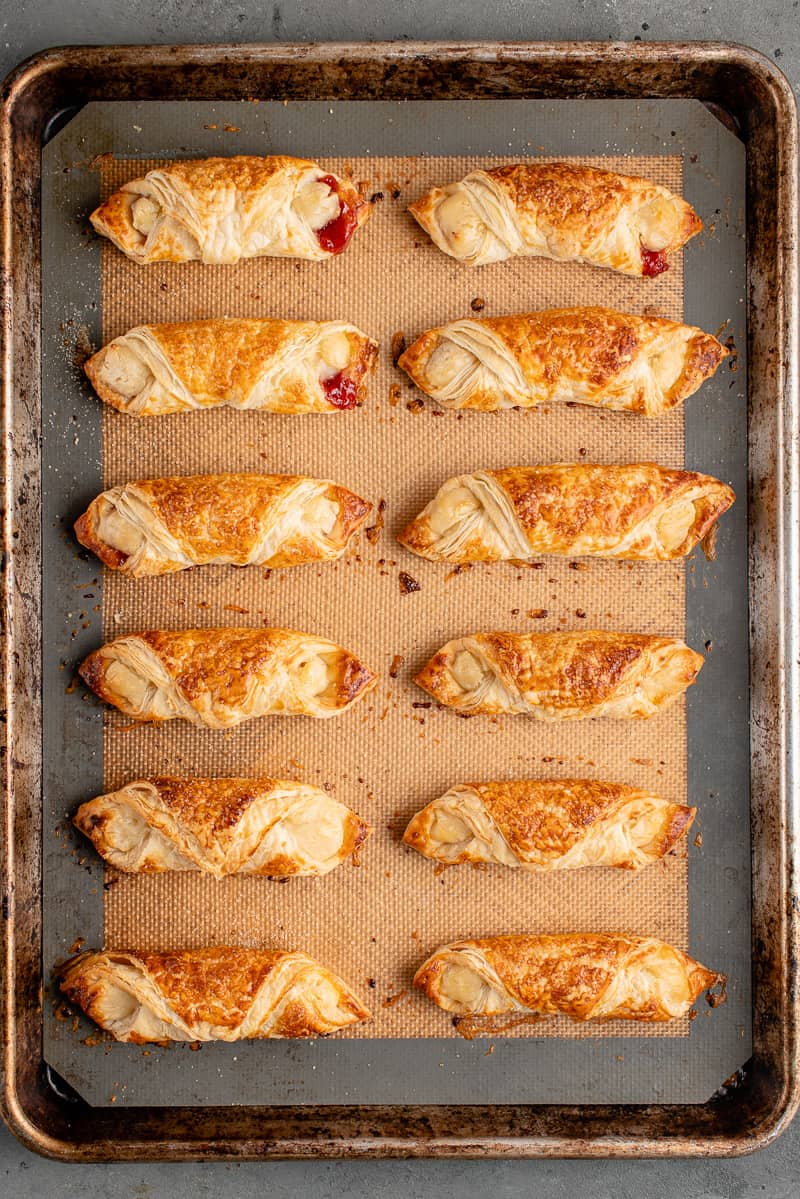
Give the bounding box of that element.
[40,99,749,1105]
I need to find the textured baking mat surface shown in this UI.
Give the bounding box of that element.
[40,99,749,1107]
[99,153,690,1040]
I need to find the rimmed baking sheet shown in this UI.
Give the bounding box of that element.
[41,98,749,1106]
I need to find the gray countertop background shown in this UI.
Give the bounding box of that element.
[1,1,798,1194]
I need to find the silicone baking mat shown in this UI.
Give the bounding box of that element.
[40,99,749,1105]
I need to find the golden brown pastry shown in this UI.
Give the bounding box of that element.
[91,156,370,263]
[403,779,695,871]
[85,318,378,416]
[79,627,377,726]
[60,947,370,1042]
[75,473,371,577]
[413,934,722,1022]
[74,777,370,878]
[399,464,734,563]
[415,630,703,719]
[398,308,726,415]
[409,162,701,275]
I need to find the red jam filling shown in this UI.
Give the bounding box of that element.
[322,370,359,409]
[641,246,669,277]
[315,174,358,255]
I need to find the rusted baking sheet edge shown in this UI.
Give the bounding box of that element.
[1,41,798,1161]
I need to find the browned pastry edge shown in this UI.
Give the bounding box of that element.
[78,628,378,721]
[397,309,727,415]
[414,631,704,715]
[73,776,372,876]
[413,933,724,1023]
[59,946,371,1040]
[83,321,380,415]
[73,475,372,575]
[90,157,372,264]
[402,778,696,868]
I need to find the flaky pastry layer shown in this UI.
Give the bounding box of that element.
[409,162,701,274]
[403,779,695,871]
[79,627,377,726]
[414,933,722,1022]
[84,318,378,416]
[399,463,734,563]
[60,947,371,1042]
[75,776,370,878]
[75,473,371,577]
[415,630,703,719]
[398,308,726,415]
[91,156,371,264]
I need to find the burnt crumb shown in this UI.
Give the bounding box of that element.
[694,832,703,848]
[391,331,407,365]
[725,335,739,372]
[578,447,587,456]
[388,653,404,678]
[702,524,718,561]
[368,978,377,989]
[387,383,402,408]
[689,153,698,163]
[470,297,486,312]
[72,326,94,370]
[575,609,586,619]
[365,498,386,544]
[412,701,431,709]
[706,976,728,1008]
[528,608,548,619]
[704,639,713,653]
[370,191,384,203]
[391,188,401,200]
[405,398,425,414]
[399,571,421,595]
[382,990,408,1008]
[88,151,114,171]
[102,878,118,891]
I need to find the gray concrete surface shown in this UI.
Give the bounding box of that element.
[2,0,799,1192]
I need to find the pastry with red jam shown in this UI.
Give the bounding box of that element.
[91,156,371,264]
[410,161,701,277]
[85,318,378,416]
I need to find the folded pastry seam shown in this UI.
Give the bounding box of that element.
[413,933,724,1023]
[415,630,704,719]
[59,947,371,1042]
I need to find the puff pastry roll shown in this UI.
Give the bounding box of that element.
[91,156,370,264]
[75,473,371,577]
[85,318,377,416]
[74,776,370,878]
[410,162,701,275]
[416,630,703,719]
[79,627,377,726]
[399,464,734,564]
[413,934,722,1022]
[398,308,726,415]
[403,779,695,871]
[60,947,370,1042]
